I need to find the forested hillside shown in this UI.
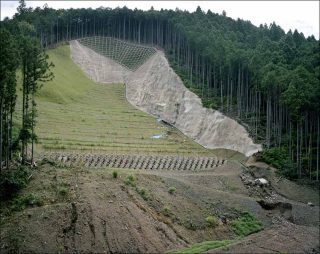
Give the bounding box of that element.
[1,3,319,180]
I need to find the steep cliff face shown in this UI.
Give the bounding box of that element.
[70,40,262,156]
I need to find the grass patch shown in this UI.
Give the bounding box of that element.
[168,186,176,194]
[167,240,234,254]
[231,211,263,237]
[112,170,118,179]
[124,174,136,187]
[136,187,149,200]
[184,218,198,230]
[36,45,91,104]
[58,186,69,197]
[205,215,217,227]
[163,206,172,217]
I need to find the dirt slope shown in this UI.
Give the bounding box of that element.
[209,219,319,253]
[70,39,262,157]
[1,162,319,253]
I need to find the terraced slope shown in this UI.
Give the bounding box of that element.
[15,45,238,158]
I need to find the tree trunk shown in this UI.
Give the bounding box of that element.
[317,116,319,181]
[0,100,3,172]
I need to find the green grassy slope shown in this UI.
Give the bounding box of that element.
[24,45,232,156]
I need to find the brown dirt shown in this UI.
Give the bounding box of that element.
[0,160,319,253]
[209,218,319,253]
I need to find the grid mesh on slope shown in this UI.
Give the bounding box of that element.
[78,36,156,71]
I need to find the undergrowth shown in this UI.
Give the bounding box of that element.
[205,215,217,227]
[230,211,263,237]
[256,147,298,179]
[167,240,234,254]
[124,174,136,187]
[10,193,44,212]
[0,166,31,201]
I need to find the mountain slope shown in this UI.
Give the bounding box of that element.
[22,44,235,157]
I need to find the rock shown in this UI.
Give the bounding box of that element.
[254,178,268,186]
[257,199,280,210]
[307,202,314,207]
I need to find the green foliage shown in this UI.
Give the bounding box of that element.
[124,174,136,187]
[205,215,217,227]
[11,193,43,211]
[58,187,69,197]
[0,167,30,200]
[282,65,318,120]
[184,218,198,230]
[202,99,218,110]
[163,206,172,217]
[37,46,90,104]
[168,186,176,194]
[136,187,149,200]
[231,211,263,237]
[0,28,20,165]
[112,170,118,179]
[258,147,288,169]
[18,34,54,163]
[257,147,298,179]
[167,240,234,254]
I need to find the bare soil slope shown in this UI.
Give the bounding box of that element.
[1,162,319,253]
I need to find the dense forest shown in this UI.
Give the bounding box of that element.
[1,1,319,180]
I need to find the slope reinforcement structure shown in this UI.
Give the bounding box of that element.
[70,38,262,157]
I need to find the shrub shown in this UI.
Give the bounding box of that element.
[11,193,44,211]
[184,218,197,230]
[124,174,135,187]
[112,170,118,179]
[257,147,297,179]
[205,215,217,227]
[0,167,30,200]
[58,187,69,197]
[168,186,176,194]
[231,211,263,237]
[136,187,149,200]
[163,206,172,217]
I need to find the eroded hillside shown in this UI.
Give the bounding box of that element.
[70,37,262,157]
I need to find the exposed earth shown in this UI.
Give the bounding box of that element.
[1,158,319,253]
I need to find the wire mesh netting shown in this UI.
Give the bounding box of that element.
[78,36,156,71]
